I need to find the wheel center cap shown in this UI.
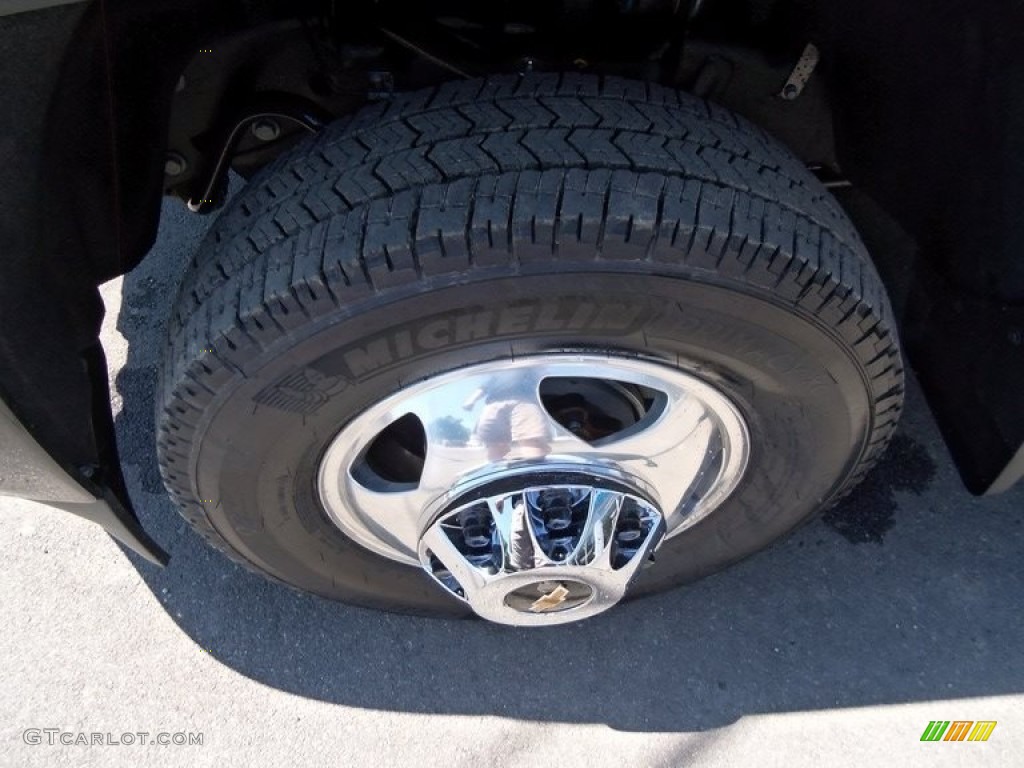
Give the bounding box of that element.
[417,475,665,626]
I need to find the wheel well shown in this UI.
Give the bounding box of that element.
[163,1,841,210]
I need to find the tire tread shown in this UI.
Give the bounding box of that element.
[158,74,903,584]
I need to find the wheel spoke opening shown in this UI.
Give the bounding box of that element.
[351,412,426,489]
[538,376,663,445]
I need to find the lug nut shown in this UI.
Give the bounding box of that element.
[463,527,490,549]
[459,506,491,548]
[617,517,643,542]
[617,501,644,542]
[544,505,573,531]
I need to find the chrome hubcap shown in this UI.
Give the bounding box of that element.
[420,478,665,625]
[317,354,749,626]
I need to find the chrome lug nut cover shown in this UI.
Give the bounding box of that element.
[419,480,665,626]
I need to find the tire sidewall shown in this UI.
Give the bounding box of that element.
[190,266,871,614]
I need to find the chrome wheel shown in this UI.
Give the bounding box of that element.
[317,354,749,625]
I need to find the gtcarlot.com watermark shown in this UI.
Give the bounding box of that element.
[23,729,203,747]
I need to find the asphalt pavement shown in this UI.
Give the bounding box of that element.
[1,194,1022,768]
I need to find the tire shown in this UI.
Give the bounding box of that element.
[157,73,903,616]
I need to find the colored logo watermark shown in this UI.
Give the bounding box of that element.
[920,721,997,742]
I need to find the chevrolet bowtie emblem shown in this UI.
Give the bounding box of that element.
[529,583,570,612]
